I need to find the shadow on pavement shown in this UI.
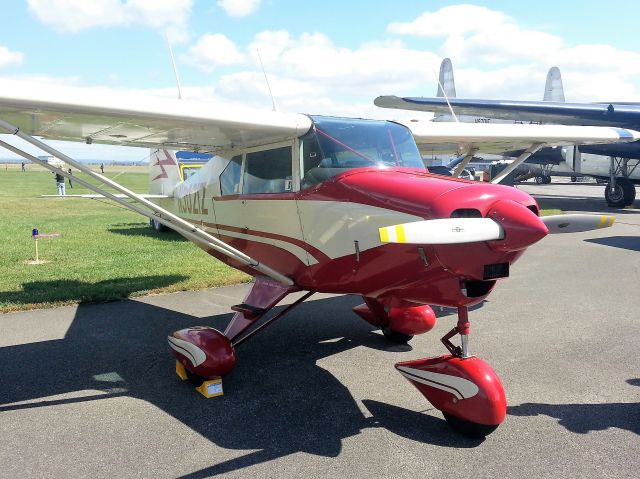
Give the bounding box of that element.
[585,236,640,252]
[508,393,640,436]
[0,294,482,477]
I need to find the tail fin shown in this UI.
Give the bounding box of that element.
[436,58,457,98]
[543,66,565,102]
[149,149,182,195]
[434,58,457,122]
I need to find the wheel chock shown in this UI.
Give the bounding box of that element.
[175,361,224,398]
[175,361,189,380]
[195,378,224,398]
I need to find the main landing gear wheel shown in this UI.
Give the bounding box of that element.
[605,178,635,207]
[150,218,168,232]
[184,368,205,387]
[443,412,499,438]
[381,325,413,343]
[535,175,551,184]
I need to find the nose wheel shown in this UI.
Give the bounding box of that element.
[395,306,507,437]
[442,412,500,437]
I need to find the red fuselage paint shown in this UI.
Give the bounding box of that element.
[200,168,547,309]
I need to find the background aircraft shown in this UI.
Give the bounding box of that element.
[424,58,574,184]
[0,87,634,437]
[376,69,640,206]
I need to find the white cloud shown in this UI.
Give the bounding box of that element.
[16,3,640,119]
[389,4,563,64]
[217,0,261,17]
[387,5,640,102]
[27,0,193,42]
[248,31,441,89]
[0,46,23,69]
[182,34,246,71]
[178,30,443,114]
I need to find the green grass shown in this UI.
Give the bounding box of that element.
[540,208,563,216]
[0,168,249,312]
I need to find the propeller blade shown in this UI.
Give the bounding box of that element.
[379,218,503,245]
[541,214,615,234]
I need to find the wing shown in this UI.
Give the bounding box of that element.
[376,96,640,128]
[0,88,312,152]
[401,120,640,184]
[42,194,169,199]
[402,121,640,156]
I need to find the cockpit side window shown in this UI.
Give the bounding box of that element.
[220,155,242,196]
[242,146,293,194]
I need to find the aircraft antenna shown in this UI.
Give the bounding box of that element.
[256,49,277,111]
[165,33,183,100]
[434,69,458,122]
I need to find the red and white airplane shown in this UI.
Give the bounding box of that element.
[0,88,635,436]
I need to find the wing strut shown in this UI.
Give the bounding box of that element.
[452,148,478,178]
[491,143,544,184]
[0,119,294,286]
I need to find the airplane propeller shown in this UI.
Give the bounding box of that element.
[379,218,504,244]
[379,213,615,245]
[540,214,614,234]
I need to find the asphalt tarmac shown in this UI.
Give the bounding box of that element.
[1,181,639,479]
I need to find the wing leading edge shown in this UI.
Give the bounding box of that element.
[400,121,640,156]
[376,95,640,128]
[0,87,312,152]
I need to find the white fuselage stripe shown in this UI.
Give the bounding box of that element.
[210,227,318,265]
[397,366,479,400]
[168,336,207,367]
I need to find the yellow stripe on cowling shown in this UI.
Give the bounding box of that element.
[598,216,608,229]
[607,216,615,227]
[395,225,406,243]
[379,227,390,243]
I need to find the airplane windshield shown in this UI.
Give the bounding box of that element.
[301,116,425,188]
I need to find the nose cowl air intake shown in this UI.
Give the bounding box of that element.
[487,200,548,252]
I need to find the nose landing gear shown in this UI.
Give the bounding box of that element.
[395,306,507,437]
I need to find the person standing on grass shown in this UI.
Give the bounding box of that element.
[68,168,73,188]
[54,171,65,196]
[100,163,104,173]
[21,162,25,172]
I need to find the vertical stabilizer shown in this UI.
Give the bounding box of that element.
[434,58,457,122]
[543,67,565,102]
[149,149,182,195]
[437,58,457,98]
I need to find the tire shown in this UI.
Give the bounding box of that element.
[571,176,577,183]
[543,175,552,184]
[150,218,167,232]
[443,412,500,438]
[605,178,635,207]
[184,368,205,387]
[535,176,545,184]
[620,178,636,206]
[381,325,413,343]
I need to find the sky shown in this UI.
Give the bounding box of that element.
[1,0,640,161]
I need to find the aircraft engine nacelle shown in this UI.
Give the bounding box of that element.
[168,326,237,378]
[396,355,506,435]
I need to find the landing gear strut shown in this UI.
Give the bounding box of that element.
[606,156,638,207]
[396,306,506,437]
